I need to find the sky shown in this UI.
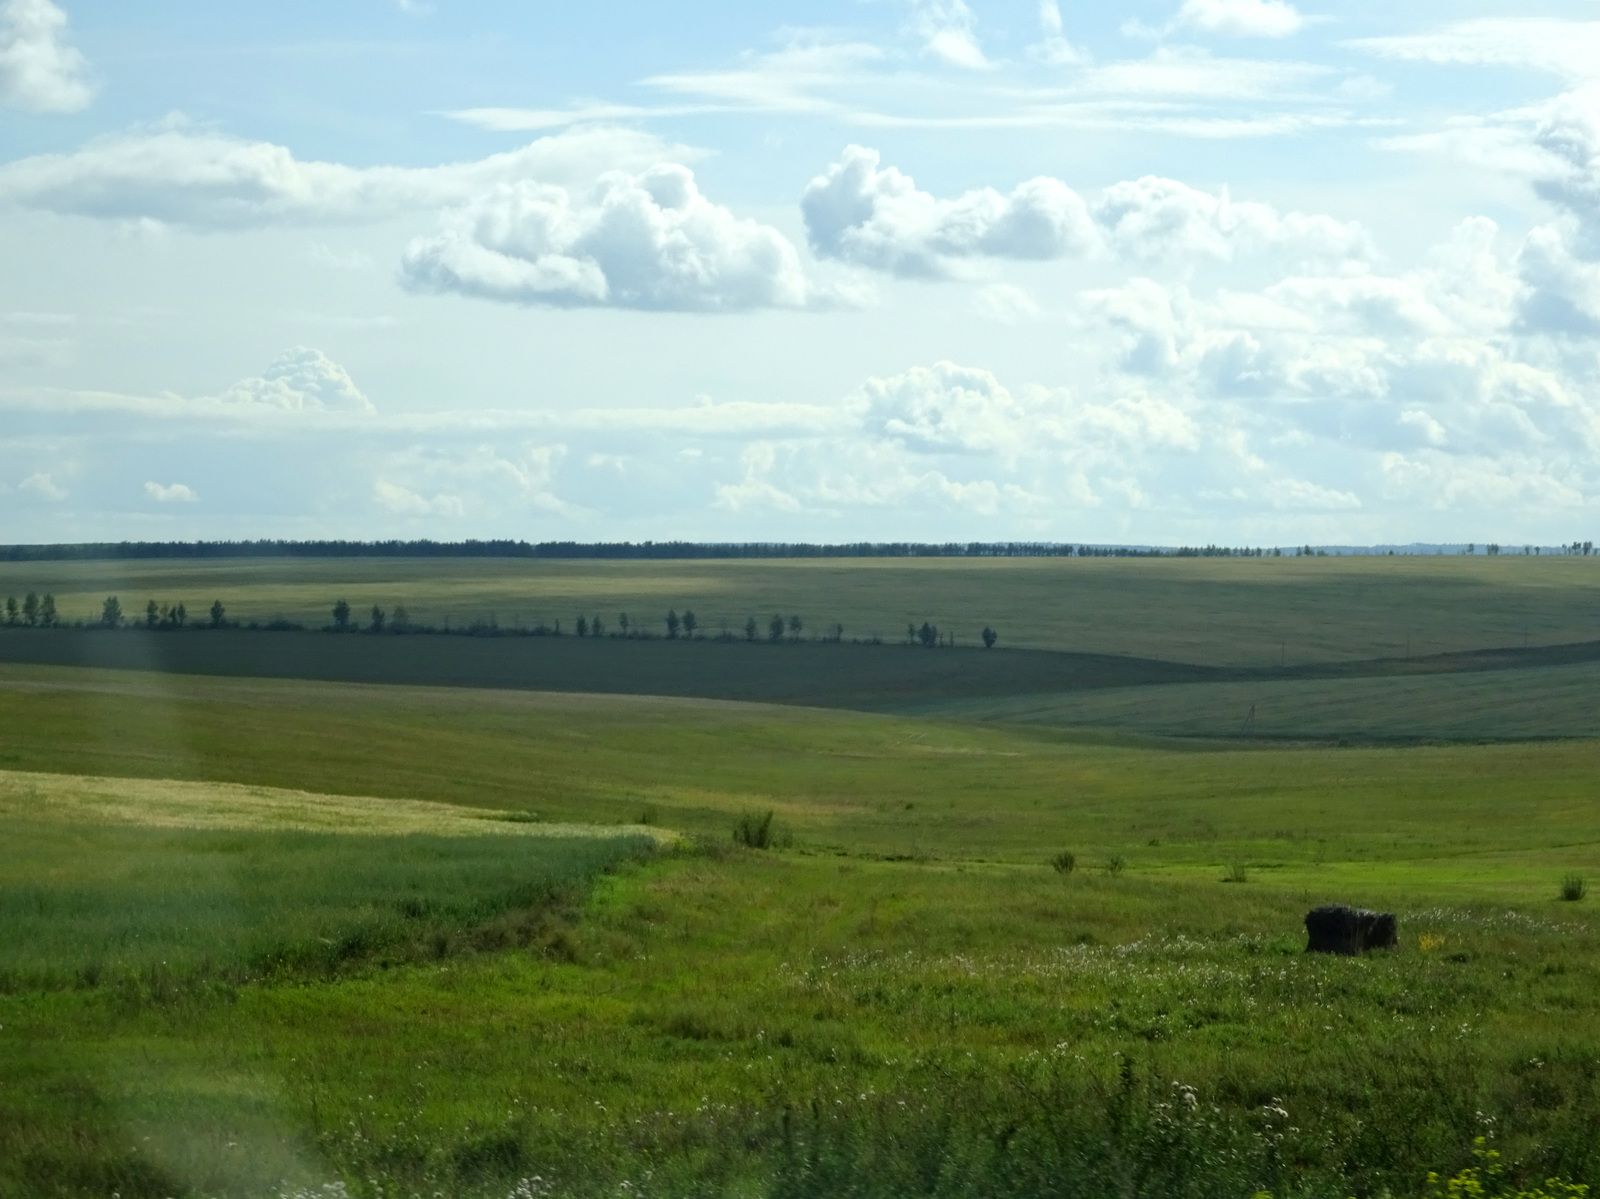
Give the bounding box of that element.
[1,1,1599,546]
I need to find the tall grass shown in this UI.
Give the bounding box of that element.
[0,820,650,994]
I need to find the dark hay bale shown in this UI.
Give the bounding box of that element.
[1305,904,1398,955]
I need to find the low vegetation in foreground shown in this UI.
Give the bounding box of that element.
[1,664,1598,1198]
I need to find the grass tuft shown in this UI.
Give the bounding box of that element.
[1049,850,1076,875]
[1561,873,1587,901]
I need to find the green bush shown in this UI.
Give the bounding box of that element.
[1050,850,1076,875]
[733,809,778,849]
[1561,874,1587,902]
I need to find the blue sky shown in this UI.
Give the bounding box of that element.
[2,0,1598,545]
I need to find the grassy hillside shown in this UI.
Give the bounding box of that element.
[5,662,1600,877]
[914,658,1600,743]
[4,553,1600,665]
[3,665,1599,1197]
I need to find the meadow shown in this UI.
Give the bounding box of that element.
[4,554,1600,1198]
[4,552,1600,664]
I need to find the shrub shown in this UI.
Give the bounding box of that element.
[1561,874,1587,902]
[1104,854,1127,877]
[1050,851,1076,875]
[1223,862,1249,884]
[733,809,785,849]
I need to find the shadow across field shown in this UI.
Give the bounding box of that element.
[0,628,1220,708]
[8,629,1600,742]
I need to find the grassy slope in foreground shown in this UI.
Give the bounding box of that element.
[5,665,1600,1197]
[5,553,1600,664]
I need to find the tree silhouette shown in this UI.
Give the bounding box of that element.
[918,621,938,648]
[682,609,698,639]
[666,609,680,639]
[392,604,409,632]
[619,613,630,638]
[370,605,387,634]
[576,615,589,638]
[745,616,758,642]
[592,614,604,637]
[768,614,784,643]
[145,600,159,629]
[174,601,187,628]
[787,614,803,642]
[101,596,123,628]
[982,626,998,649]
[38,594,56,627]
[332,599,351,631]
[4,597,16,625]
[906,622,916,645]
[23,592,38,627]
[210,599,227,628]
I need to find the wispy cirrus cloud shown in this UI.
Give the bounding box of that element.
[0,121,703,229]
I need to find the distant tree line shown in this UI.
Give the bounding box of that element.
[17,538,1592,563]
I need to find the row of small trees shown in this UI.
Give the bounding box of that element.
[321,602,999,646]
[3,593,999,649]
[3,592,58,626]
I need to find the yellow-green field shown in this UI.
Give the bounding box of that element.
[5,554,1600,1199]
[5,552,1600,664]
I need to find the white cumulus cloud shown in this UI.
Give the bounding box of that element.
[0,0,92,113]
[803,146,1369,275]
[19,470,65,498]
[0,123,698,229]
[402,164,823,311]
[802,145,1096,277]
[144,481,197,503]
[908,0,987,69]
[222,348,374,413]
[1174,0,1306,39]
[1093,175,1370,265]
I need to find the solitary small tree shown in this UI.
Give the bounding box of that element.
[768,614,785,643]
[173,601,186,628]
[332,599,352,631]
[576,615,589,638]
[919,621,938,648]
[666,609,680,639]
[906,622,917,645]
[619,613,630,638]
[209,599,227,628]
[4,597,16,625]
[370,605,387,634]
[145,600,160,629]
[23,592,39,627]
[592,614,604,637]
[745,616,758,642]
[682,609,698,639]
[788,615,803,642]
[982,626,998,649]
[38,594,56,627]
[101,596,123,629]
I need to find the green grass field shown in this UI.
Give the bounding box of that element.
[914,658,1600,742]
[5,553,1600,664]
[5,555,1600,1198]
[3,661,1600,1198]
